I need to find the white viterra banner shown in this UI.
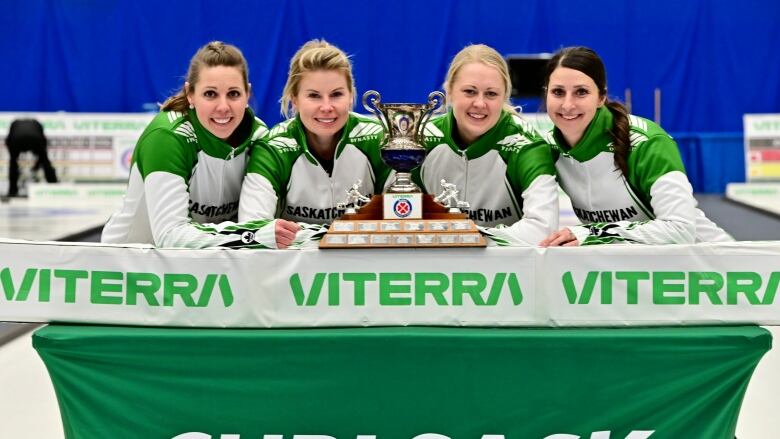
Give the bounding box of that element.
[1,238,779,327]
[0,239,536,327]
[540,243,780,325]
[0,111,154,182]
[743,113,780,180]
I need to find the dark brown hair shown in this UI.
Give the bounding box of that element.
[161,41,250,112]
[544,46,630,176]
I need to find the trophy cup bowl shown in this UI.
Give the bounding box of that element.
[363,90,445,193]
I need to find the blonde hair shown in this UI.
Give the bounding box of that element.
[161,41,250,113]
[443,44,517,115]
[280,39,355,118]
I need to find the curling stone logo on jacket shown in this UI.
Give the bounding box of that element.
[393,198,413,218]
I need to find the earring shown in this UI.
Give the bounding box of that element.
[189,104,194,109]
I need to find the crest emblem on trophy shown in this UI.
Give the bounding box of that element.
[362,90,445,193]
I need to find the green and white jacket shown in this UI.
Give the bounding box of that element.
[101,108,289,248]
[239,113,391,245]
[417,109,559,246]
[546,106,733,245]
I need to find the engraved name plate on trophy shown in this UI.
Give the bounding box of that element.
[320,189,486,248]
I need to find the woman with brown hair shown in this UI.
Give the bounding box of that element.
[539,46,732,246]
[102,41,273,248]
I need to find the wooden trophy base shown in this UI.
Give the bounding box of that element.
[319,194,486,248]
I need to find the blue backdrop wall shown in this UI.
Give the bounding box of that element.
[1,0,779,133]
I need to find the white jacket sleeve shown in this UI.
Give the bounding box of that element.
[238,172,280,223]
[480,174,559,246]
[144,171,276,248]
[238,167,333,249]
[570,171,697,245]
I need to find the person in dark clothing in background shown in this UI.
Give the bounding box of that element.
[5,118,57,197]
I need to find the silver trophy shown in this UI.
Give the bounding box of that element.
[433,179,470,213]
[336,179,371,214]
[363,90,445,193]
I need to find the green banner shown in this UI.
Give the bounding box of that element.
[34,325,770,439]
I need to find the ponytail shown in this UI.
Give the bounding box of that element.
[605,100,630,176]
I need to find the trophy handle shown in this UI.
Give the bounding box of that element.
[417,91,446,139]
[362,90,389,134]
